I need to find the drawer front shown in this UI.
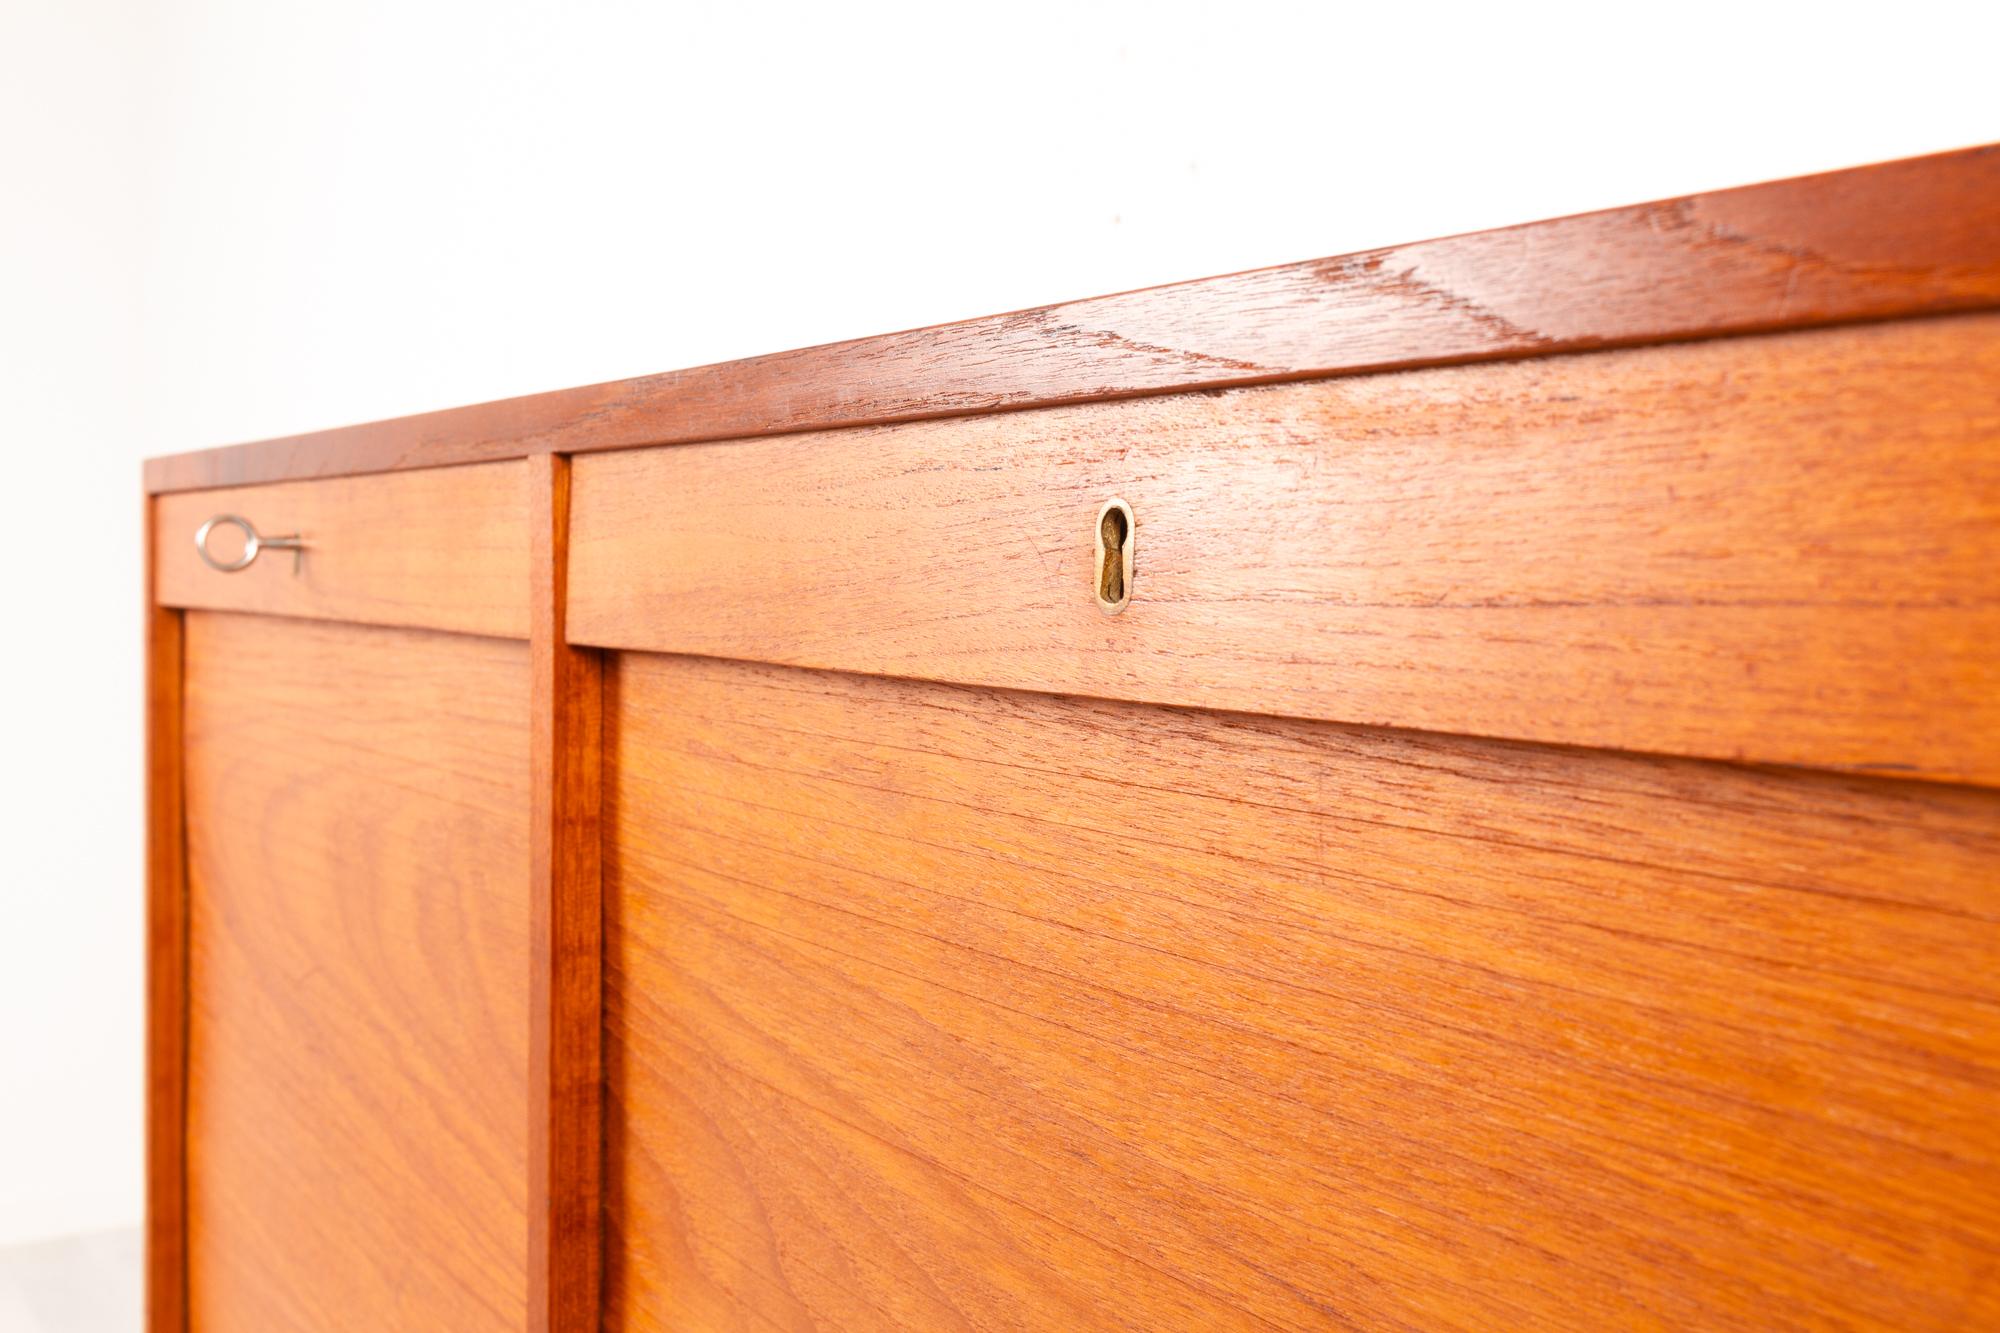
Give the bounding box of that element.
[155,462,530,639]
[569,314,2000,786]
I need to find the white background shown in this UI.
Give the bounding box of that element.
[1,0,1994,1249]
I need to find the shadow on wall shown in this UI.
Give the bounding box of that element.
[0,1229,140,1333]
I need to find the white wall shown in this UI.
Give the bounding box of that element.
[3,0,1995,1247]
[1,0,151,1249]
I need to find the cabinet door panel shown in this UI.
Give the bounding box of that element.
[603,652,2000,1333]
[184,611,531,1331]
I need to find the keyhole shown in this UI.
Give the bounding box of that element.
[1099,508,1127,604]
[1095,498,1134,614]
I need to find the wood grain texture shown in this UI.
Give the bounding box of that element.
[570,314,2000,787]
[146,144,2000,493]
[527,455,603,1333]
[154,463,529,639]
[603,653,2000,1333]
[144,496,187,1333]
[183,612,531,1331]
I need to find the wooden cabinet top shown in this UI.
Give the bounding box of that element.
[145,144,2000,494]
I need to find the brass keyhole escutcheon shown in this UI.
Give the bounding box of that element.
[1095,498,1134,615]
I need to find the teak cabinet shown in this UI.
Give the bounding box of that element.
[146,148,2000,1331]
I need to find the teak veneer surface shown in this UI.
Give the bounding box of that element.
[570,314,2000,786]
[144,507,187,1333]
[526,454,604,1333]
[145,145,2000,493]
[145,145,2000,1333]
[603,654,2000,1333]
[183,612,532,1331]
[155,463,530,639]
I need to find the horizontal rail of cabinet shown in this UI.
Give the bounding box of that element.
[567,314,2000,787]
